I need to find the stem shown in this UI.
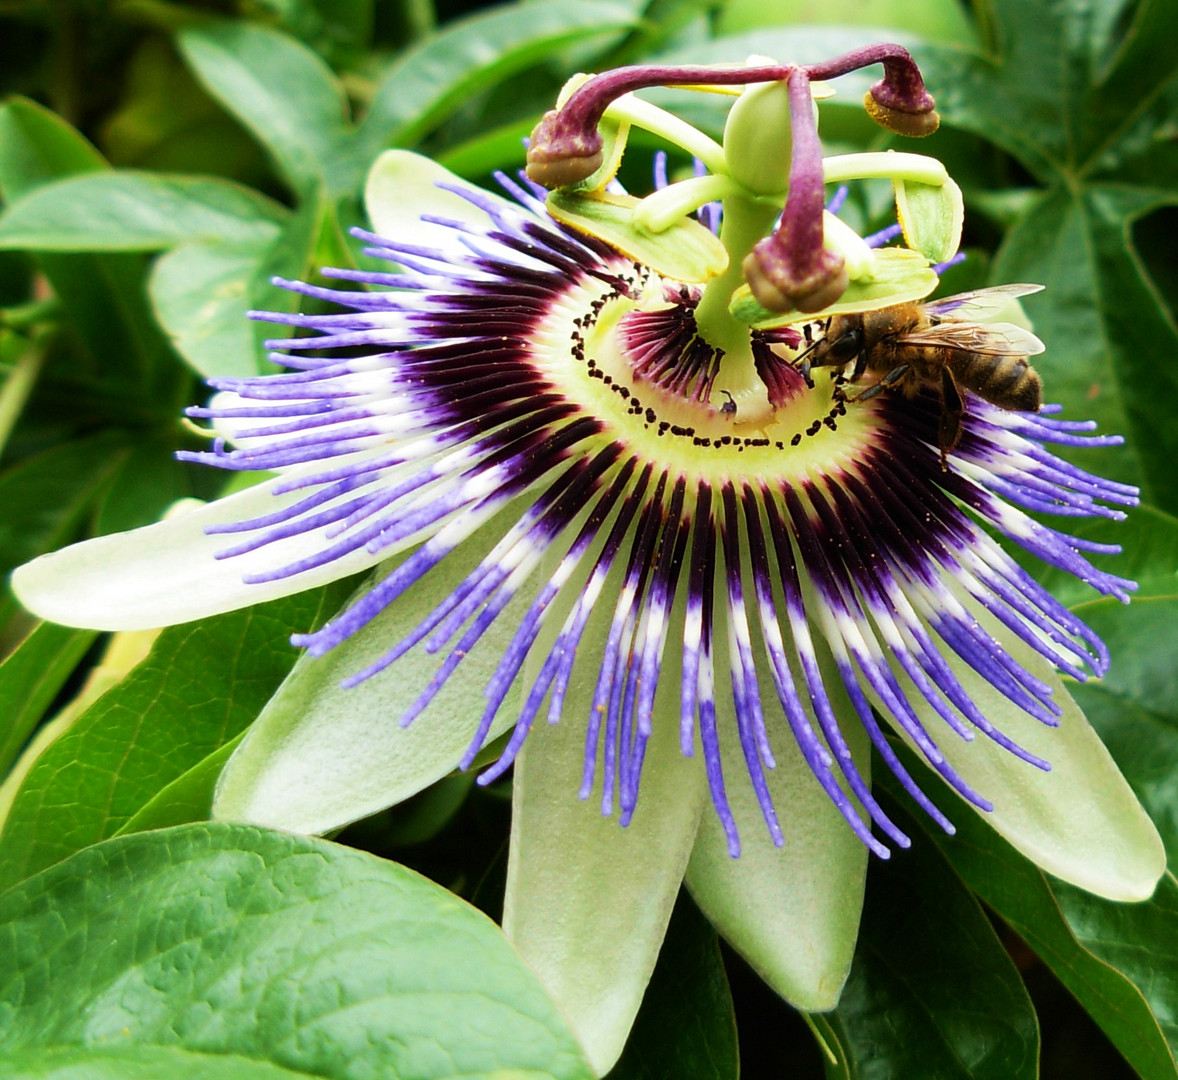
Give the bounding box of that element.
[776,70,826,271]
[0,344,45,457]
[602,95,728,174]
[822,151,947,187]
[50,6,79,127]
[804,43,933,111]
[399,0,436,42]
[633,174,735,233]
[693,192,781,395]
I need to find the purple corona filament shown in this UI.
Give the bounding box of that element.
[181,169,1137,859]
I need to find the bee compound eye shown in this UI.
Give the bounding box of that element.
[830,328,863,362]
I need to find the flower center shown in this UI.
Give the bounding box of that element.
[531,263,884,486]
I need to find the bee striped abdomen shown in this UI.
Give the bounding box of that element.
[950,351,1042,412]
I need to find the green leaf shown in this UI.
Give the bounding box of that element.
[0,97,175,389]
[0,581,352,890]
[608,892,738,1080]
[43,250,178,392]
[90,436,197,537]
[910,0,1178,510]
[0,173,287,251]
[116,733,245,837]
[247,192,338,366]
[149,239,272,377]
[0,97,105,201]
[354,0,641,160]
[715,0,977,46]
[150,188,329,378]
[0,431,132,579]
[0,822,594,1080]
[1070,595,1178,863]
[0,621,97,781]
[882,746,1178,1079]
[177,21,350,197]
[98,36,273,184]
[253,0,378,60]
[602,0,719,64]
[1,1045,312,1080]
[812,793,1038,1080]
[437,116,541,177]
[378,772,475,848]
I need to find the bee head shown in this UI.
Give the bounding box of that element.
[810,314,864,369]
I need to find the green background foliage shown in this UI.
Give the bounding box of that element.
[1,0,1176,1076]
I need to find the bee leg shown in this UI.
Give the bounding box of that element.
[849,350,869,383]
[852,363,910,403]
[938,367,965,468]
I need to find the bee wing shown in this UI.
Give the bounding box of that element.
[900,320,1046,356]
[924,284,1044,322]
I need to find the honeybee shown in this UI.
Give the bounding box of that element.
[801,284,1046,459]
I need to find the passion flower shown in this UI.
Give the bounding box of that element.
[11,49,1163,1076]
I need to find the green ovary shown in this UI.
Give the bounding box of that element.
[530,268,882,490]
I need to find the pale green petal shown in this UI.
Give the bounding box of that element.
[731,247,938,328]
[10,474,391,631]
[895,175,964,264]
[545,188,728,283]
[685,634,867,1012]
[504,602,707,1076]
[365,149,523,251]
[885,605,1165,901]
[213,530,525,835]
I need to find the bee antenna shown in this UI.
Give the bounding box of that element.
[791,330,826,384]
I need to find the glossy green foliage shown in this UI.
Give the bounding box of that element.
[813,793,1039,1080]
[0,581,353,890]
[911,771,1178,1079]
[0,823,593,1080]
[918,0,1178,512]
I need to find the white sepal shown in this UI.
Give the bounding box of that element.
[685,632,868,1010]
[504,597,707,1076]
[11,473,393,631]
[214,531,527,835]
[881,604,1165,902]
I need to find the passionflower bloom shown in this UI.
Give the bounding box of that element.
[12,47,1164,1074]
